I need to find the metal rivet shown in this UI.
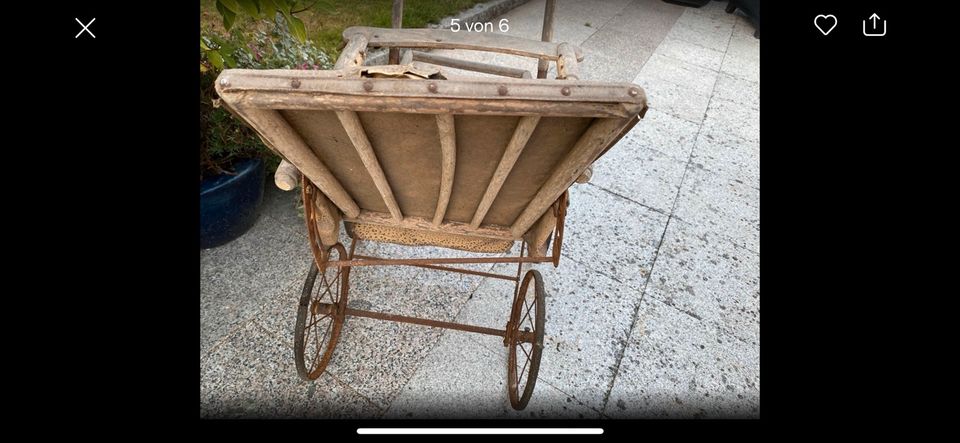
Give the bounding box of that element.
[561,86,571,96]
[498,85,508,96]
[219,78,229,86]
[363,80,374,92]
[291,79,301,89]
[428,82,438,93]
[628,87,640,97]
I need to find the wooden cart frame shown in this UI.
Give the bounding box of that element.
[215,1,647,410]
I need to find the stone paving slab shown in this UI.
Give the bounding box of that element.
[619,108,701,161]
[633,75,713,124]
[453,258,644,413]
[691,127,760,189]
[577,49,652,83]
[643,219,759,346]
[640,53,719,98]
[384,330,600,419]
[259,184,307,239]
[602,1,683,48]
[563,183,668,291]
[200,216,309,355]
[720,32,760,83]
[713,72,760,110]
[604,296,759,418]
[200,321,382,418]
[590,137,689,214]
[674,163,760,254]
[654,36,726,72]
[702,96,760,144]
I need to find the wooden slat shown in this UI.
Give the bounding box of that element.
[335,110,403,221]
[231,107,360,218]
[433,114,456,226]
[510,117,631,238]
[225,93,640,118]
[469,116,541,228]
[215,70,647,118]
[411,51,531,78]
[274,159,301,191]
[344,26,583,61]
[334,34,369,70]
[346,210,515,241]
[217,71,646,106]
[537,0,557,79]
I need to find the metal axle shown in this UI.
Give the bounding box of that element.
[311,303,536,343]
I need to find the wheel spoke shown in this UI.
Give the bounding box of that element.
[317,320,334,354]
[520,299,533,331]
[525,298,537,331]
[299,245,348,377]
[319,273,331,302]
[330,269,342,303]
[306,313,331,329]
[303,312,315,349]
[311,317,322,369]
[311,320,334,371]
[517,348,532,388]
[319,266,340,305]
[518,341,531,360]
[517,364,527,390]
[515,359,522,391]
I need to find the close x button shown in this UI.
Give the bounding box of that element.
[75,18,96,39]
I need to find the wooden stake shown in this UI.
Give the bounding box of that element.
[389,0,404,65]
[537,0,557,79]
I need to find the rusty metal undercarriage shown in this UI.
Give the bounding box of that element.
[294,181,567,411]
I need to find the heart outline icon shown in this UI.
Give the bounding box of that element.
[815,14,837,35]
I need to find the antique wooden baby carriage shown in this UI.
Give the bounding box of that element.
[215,1,646,410]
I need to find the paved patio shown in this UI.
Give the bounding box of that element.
[201,0,759,419]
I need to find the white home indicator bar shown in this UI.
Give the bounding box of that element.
[357,428,603,435]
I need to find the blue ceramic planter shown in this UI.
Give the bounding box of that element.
[200,157,266,249]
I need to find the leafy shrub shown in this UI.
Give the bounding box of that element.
[200,15,332,180]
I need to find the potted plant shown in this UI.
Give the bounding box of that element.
[199,9,331,249]
[200,63,269,249]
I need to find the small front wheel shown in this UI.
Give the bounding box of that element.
[294,243,349,381]
[506,270,546,410]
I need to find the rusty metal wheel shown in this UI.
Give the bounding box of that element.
[294,243,350,381]
[507,269,546,410]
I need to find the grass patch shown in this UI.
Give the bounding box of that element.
[200,0,487,59]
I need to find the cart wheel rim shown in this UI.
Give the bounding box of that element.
[507,269,546,410]
[294,243,349,381]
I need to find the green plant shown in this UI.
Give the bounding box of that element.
[200,71,265,180]
[214,0,308,42]
[200,16,332,180]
